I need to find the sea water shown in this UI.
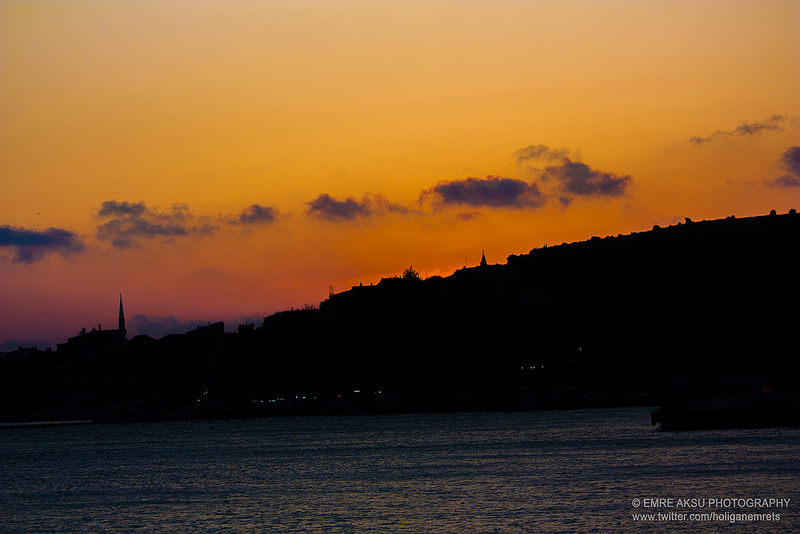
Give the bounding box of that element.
[1,408,798,533]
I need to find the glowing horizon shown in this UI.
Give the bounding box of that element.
[2,1,799,347]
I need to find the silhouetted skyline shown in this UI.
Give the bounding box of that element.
[3,211,799,424]
[3,2,799,348]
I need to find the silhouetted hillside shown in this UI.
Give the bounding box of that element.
[306,211,800,401]
[2,211,799,423]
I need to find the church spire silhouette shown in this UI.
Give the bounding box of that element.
[480,249,487,267]
[119,294,126,340]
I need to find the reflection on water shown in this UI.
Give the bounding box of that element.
[1,408,798,533]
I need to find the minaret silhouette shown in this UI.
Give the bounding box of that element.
[118,294,127,340]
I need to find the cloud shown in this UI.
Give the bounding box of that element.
[540,159,632,199]
[306,194,371,220]
[306,193,409,221]
[767,146,800,188]
[690,115,794,145]
[0,225,85,263]
[771,175,800,188]
[232,204,279,225]
[456,211,482,222]
[96,200,218,248]
[779,146,800,178]
[96,200,147,218]
[514,144,572,164]
[422,176,545,209]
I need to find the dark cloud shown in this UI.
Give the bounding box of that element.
[233,204,279,225]
[779,146,800,178]
[306,193,409,221]
[96,200,218,248]
[96,200,147,218]
[690,115,793,145]
[0,225,85,263]
[306,194,372,221]
[767,146,800,188]
[514,144,572,164]
[541,159,632,200]
[512,143,632,204]
[422,176,545,209]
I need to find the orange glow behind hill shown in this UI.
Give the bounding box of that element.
[1,1,799,346]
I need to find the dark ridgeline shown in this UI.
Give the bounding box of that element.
[2,210,799,423]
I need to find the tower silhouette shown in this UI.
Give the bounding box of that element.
[119,294,127,340]
[480,250,487,267]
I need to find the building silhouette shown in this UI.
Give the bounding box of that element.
[56,294,127,355]
[119,293,126,339]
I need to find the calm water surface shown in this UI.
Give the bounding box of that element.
[1,408,798,533]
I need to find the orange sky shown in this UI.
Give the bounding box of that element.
[2,0,799,347]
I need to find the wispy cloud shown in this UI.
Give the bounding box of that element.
[456,211,482,222]
[690,115,794,145]
[306,193,410,221]
[0,225,85,263]
[96,200,147,218]
[513,144,572,164]
[421,176,545,209]
[540,159,632,202]
[767,146,800,188]
[96,200,218,248]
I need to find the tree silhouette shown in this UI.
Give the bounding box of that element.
[403,265,421,280]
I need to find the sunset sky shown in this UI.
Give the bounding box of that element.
[2,0,799,348]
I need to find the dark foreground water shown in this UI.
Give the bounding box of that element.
[1,408,798,533]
